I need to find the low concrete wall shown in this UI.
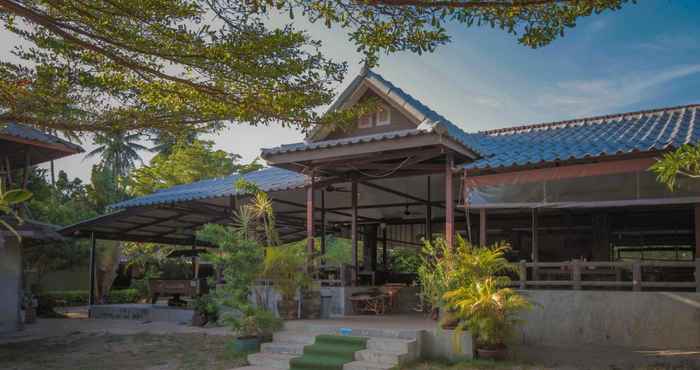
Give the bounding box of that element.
[517,290,700,349]
[0,237,21,334]
[90,304,194,324]
[421,329,474,362]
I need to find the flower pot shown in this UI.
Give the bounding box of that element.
[231,336,261,353]
[191,312,207,327]
[24,308,36,324]
[476,344,507,361]
[278,299,298,320]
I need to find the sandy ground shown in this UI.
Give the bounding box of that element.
[2,317,699,370]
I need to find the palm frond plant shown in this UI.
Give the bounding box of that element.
[0,179,33,241]
[260,241,310,320]
[439,237,532,360]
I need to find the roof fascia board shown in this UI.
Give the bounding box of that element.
[0,134,82,155]
[266,134,447,165]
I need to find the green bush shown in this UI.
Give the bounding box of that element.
[40,289,140,307]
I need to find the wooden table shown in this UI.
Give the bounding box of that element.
[349,293,388,315]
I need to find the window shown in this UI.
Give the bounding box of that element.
[358,114,373,129]
[376,104,391,126]
[357,103,391,128]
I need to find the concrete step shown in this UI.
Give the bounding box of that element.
[272,331,317,345]
[247,353,295,370]
[260,342,306,355]
[284,323,420,340]
[343,360,394,370]
[354,349,409,365]
[366,337,417,354]
[228,366,278,370]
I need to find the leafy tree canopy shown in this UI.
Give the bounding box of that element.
[651,143,700,191]
[129,139,262,196]
[0,0,631,135]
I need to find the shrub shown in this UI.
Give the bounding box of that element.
[40,289,140,307]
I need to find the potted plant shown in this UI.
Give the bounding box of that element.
[441,237,532,360]
[261,241,310,320]
[191,294,218,327]
[417,236,461,324]
[228,306,282,352]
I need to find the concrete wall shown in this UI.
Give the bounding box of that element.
[0,236,22,333]
[516,290,700,349]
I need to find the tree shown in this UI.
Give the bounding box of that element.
[0,0,632,134]
[651,144,700,191]
[129,139,262,196]
[85,131,149,180]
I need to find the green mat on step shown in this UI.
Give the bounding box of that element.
[289,334,367,370]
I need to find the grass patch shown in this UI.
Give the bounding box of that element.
[0,332,245,370]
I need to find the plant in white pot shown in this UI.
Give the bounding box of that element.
[442,238,532,360]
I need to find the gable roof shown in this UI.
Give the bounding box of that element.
[0,123,83,154]
[110,167,304,210]
[264,69,480,157]
[463,104,700,172]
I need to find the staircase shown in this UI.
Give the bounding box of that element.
[243,324,421,370]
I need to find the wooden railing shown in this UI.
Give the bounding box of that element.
[512,259,700,292]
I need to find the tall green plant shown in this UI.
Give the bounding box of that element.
[0,179,32,240]
[261,241,311,303]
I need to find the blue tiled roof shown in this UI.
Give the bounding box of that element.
[1,123,83,153]
[110,167,305,210]
[464,104,700,171]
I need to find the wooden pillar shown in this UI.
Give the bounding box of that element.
[363,224,378,272]
[445,153,455,249]
[632,260,642,291]
[191,239,197,278]
[425,176,432,241]
[479,209,487,247]
[382,226,388,271]
[351,180,358,285]
[531,208,539,280]
[695,205,700,259]
[321,190,326,255]
[88,232,97,307]
[306,175,315,258]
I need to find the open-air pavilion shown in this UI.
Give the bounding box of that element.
[60,69,700,350]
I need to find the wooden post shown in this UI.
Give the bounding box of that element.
[695,205,700,259]
[321,190,326,255]
[632,261,642,291]
[479,209,487,247]
[519,260,527,289]
[695,258,700,293]
[531,208,539,280]
[351,180,358,285]
[88,232,97,307]
[425,176,432,241]
[306,175,315,260]
[572,259,581,290]
[445,153,455,249]
[382,226,388,271]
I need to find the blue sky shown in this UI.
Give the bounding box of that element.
[26,1,700,180]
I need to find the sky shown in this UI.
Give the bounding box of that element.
[8,1,700,181]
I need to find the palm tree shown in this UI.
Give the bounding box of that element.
[85,131,150,179]
[149,129,198,156]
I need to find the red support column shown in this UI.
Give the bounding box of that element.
[695,205,700,259]
[479,209,487,247]
[306,174,315,259]
[351,180,359,285]
[445,153,455,249]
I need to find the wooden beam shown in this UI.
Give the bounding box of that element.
[465,157,656,187]
[272,198,379,221]
[359,181,445,209]
[531,208,539,280]
[321,190,326,255]
[351,179,358,285]
[88,233,96,307]
[445,153,455,249]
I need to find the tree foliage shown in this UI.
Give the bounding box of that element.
[0,0,633,134]
[650,143,700,191]
[85,130,150,179]
[129,139,262,196]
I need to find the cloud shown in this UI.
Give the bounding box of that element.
[535,64,700,116]
[633,34,700,52]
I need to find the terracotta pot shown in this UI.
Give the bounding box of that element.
[191,312,207,327]
[278,299,298,320]
[476,344,508,361]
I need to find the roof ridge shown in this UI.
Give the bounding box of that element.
[480,103,700,136]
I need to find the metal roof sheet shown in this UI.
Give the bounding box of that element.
[0,123,84,153]
[110,167,305,210]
